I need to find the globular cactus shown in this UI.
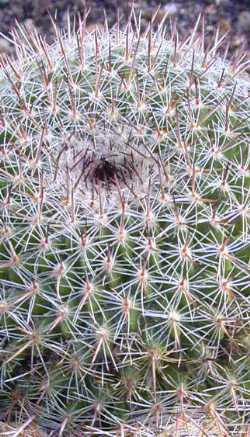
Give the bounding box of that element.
[0,7,250,436]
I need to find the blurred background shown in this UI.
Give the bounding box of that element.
[0,0,249,65]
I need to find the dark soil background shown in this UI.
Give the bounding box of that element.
[0,0,249,64]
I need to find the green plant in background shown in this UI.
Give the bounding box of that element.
[0,6,250,436]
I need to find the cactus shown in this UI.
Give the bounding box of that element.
[0,7,250,436]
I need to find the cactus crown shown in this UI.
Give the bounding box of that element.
[0,7,250,436]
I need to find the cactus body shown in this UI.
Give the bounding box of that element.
[0,10,250,436]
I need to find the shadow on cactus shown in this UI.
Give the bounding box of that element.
[0,5,250,437]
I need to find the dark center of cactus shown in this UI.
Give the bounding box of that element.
[68,148,143,192]
[92,156,122,185]
[52,128,156,206]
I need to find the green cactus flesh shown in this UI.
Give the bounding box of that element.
[0,10,250,437]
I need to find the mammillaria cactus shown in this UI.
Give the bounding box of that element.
[0,6,250,436]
